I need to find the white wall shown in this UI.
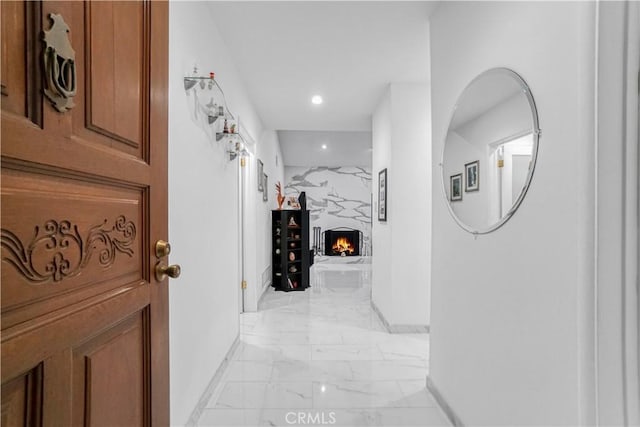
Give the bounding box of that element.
[429,2,596,425]
[168,2,280,423]
[284,166,372,254]
[372,91,394,323]
[372,82,431,328]
[243,131,284,312]
[596,2,640,424]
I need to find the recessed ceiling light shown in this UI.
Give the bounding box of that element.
[321,144,327,150]
[311,95,323,105]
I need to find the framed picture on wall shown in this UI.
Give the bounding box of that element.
[262,173,268,202]
[450,173,463,201]
[465,160,479,192]
[378,168,387,222]
[257,159,264,192]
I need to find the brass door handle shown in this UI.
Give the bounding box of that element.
[155,240,171,258]
[155,262,181,281]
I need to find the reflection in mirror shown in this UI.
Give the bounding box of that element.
[442,68,539,233]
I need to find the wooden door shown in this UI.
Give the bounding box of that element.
[1,1,170,425]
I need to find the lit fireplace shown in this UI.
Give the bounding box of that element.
[332,237,356,255]
[324,229,360,256]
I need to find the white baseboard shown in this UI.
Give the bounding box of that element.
[426,376,464,427]
[371,300,429,334]
[185,334,241,426]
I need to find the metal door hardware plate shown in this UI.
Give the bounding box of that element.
[42,13,77,113]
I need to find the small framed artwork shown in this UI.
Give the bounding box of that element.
[378,168,387,222]
[262,173,268,202]
[465,160,479,192]
[450,173,463,201]
[257,159,264,192]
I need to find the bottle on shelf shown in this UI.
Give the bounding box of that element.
[223,118,229,133]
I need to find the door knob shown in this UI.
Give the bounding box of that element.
[155,240,171,258]
[155,262,181,281]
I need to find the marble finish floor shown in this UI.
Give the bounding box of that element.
[197,258,450,426]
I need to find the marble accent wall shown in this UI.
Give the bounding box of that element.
[285,167,372,255]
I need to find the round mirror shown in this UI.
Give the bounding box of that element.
[441,68,540,233]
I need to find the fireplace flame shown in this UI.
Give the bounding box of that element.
[332,237,355,255]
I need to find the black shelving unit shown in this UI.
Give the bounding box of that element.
[272,210,310,291]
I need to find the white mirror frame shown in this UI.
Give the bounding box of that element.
[440,68,541,235]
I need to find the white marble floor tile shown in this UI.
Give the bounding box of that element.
[312,381,405,409]
[396,380,439,408]
[224,360,273,382]
[262,382,314,408]
[196,259,450,426]
[234,343,311,362]
[349,361,429,382]
[311,344,384,361]
[258,409,372,427]
[271,360,353,383]
[367,407,452,426]
[197,409,261,426]
[241,330,311,345]
[376,337,429,361]
[212,382,266,409]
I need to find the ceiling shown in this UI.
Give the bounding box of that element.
[207,1,437,166]
[278,130,372,167]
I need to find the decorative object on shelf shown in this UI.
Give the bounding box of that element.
[205,98,219,125]
[287,196,300,209]
[289,265,297,273]
[288,217,298,227]
[295,234,300,239]
[299,192,307,211]
[275,248,280,254]
[207,103,218,124]
[464,160,479,192]
[263,174,268,202]
[288,252,295,261]
[257,159,264,192]
[378,168,388,222]
[184,66,215,91]
[230,122,236,134]
[276,182,285,210]
[43,14,77,113]
[290,242,295,248]
[226,140,248,161]
[287,278,294,289]
[223,118,229,133]
[450,173,463,201]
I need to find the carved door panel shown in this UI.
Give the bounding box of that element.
[1,1,169,425]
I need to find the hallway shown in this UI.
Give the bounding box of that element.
[196,259,450,426]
